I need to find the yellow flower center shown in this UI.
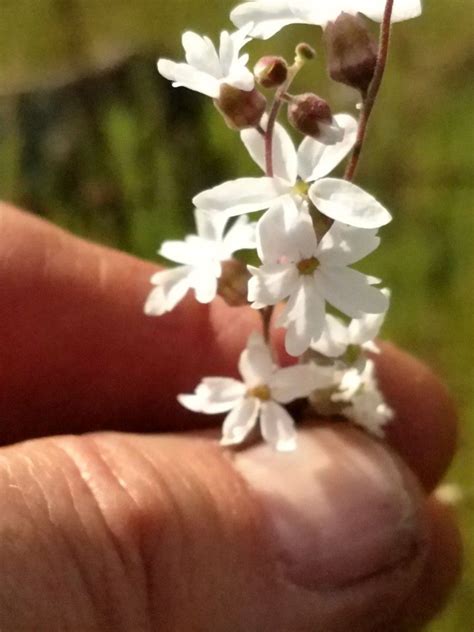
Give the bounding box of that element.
[292,180,310,197]
[248,385,271,401]
[297,257,320,275]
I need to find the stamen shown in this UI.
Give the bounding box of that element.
[297,257,319,275]
[248,385,271,401]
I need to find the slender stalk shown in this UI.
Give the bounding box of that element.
[260,59,306,341]
[261,306,273,344]
[344,0,395,181]
[264,97,283,177]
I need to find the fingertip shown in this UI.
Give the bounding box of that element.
[375,342,458,491]
[390,495,463,630]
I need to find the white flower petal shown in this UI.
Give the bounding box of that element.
[309,178,392,229]
[221,397,260,446]
[311,313,350,357]
[240,119,298,183]
[289,0,341,24]
[159,240,198,265]
[319,267,389,318]
[193,177,287,215]
[256,196,301,263]
[316,222,380,266]
[179,377,246,414]
[248,262,298,306]
[191,271,219,304]
[144,267,191,315]
[348,290,390,344]
[260,401,297,452]
[182,32,221,76]
[278,276,326,356]
[297,113,358,182]
[225,67,255,91]
[356,0,422,23]
[238,332,275,386]
[231,0,305,39]
[194,208,227,243]
[270,363,333,403]
[157,60,221,98]
[289,208,318,259]
[222,215,256,255]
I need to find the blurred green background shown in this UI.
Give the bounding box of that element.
[0,1,472,628]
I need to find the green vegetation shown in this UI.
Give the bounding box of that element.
[0,1,472,628]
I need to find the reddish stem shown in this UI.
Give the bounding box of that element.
[344,0,395,181]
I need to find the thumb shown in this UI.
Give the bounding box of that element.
[0,426,435,631]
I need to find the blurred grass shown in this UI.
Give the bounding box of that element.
[0,1,473,629]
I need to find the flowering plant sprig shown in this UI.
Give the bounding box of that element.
[146,0,422,451]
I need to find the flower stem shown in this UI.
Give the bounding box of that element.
[264,97,282,177]
[260,57,306,344]
[344,0,395,182]
[264,59,304,177]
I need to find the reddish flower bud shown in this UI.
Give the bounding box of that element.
[254,56,288,88]
[287,93,342,143]
[324,12,378,95]
[217,259,251,307]
[214,84,267,131]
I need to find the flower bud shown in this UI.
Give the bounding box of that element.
[287,93,343,144]
[295,43,316,62]
[324,12,378,95]
[254,56,288,88]
[214,84,267,131]
[217,259,251,307]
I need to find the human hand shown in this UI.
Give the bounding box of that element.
[0,204,461,630]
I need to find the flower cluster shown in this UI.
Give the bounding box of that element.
[146,0,422,451]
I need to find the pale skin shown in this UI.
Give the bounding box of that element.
[0,203,461,631]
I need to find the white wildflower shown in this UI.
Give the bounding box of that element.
[193,115,392,230]
[312,292,390,357]
[157,26,254,98]
[248,203,388,356]
[145,210,255,316]
[179,332,335,451]
[333,358,393,437]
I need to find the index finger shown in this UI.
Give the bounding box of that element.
[0,204,457,492]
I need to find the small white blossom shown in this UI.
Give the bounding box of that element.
[179,332,335,451]
[145,210,255,316]
[333,358,394,437]
[157,27,254,98]
[231,0,422,40]
[248,203,388,356]
[193,115,392,230]
[312,293,389,358]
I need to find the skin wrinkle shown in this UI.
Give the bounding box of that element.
[118,436,204,626]
[128,435,279,631]
[88,433,178,630]
[0,449,94,630]
[87,433,230,630]
[52,437,153,631]
[37,448,107,630]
